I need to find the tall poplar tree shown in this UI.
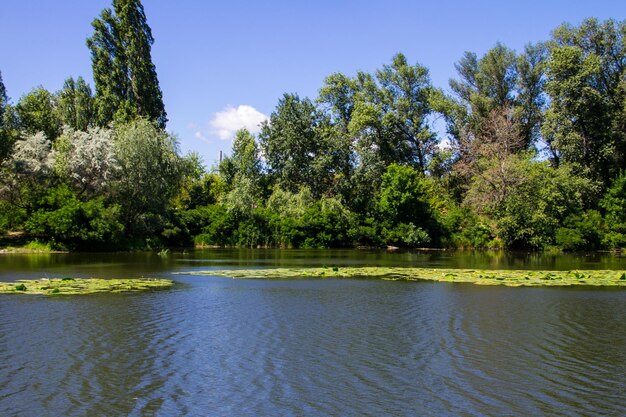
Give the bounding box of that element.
[56,77,95,131]
[0,70,6,122]
[0,70,10,161]
[87,0,167,128]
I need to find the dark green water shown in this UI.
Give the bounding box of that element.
[1,249,626,416]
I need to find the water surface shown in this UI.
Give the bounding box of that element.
[1,249,625,415]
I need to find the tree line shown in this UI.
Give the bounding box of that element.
[0,2,625,251]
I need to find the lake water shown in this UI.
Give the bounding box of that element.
[1,249,626,416]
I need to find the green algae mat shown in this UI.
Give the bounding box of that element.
[0,278,174,295]
[188,267,626,287]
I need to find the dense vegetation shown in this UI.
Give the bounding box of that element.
[1,1,625,251]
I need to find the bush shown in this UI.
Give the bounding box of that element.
[555,211,604,251]
[383,223,431,247]
[24,185,123,250]
[297,197,355,248]
[600,172,626,249]
[185,205,235,246]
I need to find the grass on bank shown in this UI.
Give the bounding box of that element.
[187,267,626,287]
[0,278,174,295]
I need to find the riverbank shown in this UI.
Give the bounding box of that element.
[192,267,626,287]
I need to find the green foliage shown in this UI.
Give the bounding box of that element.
[489,158,595,249]
[25,185,123,249]
[600,171,626,248]
[23,240,57,252]
[347,54,437,172]
[543,18,626,185]
[259,94,351,198]
[264,187,312,247]
[87,0,167,128]
[445,208,498,249]
[0,70,10,162]
[220,129,264,216]
[7,17,626,253]
[0,132,55,213]
[297,197,355,248]
[0,202,26,232]
[188,205,234,246]
[228,129,262,184]
[53,126,118,197]
[16,87,60,141]
[0,104,20,164]
[448,43,546,150]
[376,164,440,246]
[0,70,6,121]
[556,210,605,251]
[56,77,95,131]
[112,119,185,235]
[377,164,431,225]
[383,223,431,247]
[183,172,224,210]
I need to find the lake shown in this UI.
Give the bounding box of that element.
[1,249,626,416]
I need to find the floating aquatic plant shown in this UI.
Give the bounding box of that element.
[182,267,626,288]
[0,278,174,295]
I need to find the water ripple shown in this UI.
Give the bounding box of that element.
[2,280,626,416]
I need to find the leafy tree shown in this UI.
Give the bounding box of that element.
[230,129,262,179]
[53,126,118,197]
[56,77,95,131]
[0,132,55,213]
[376,164,439,246]
[298,197,355,248]
[319,54,438,211]
[555,210,605,251]
[351,53,436,172]
[600,171,626,248]
[190,205,235,246]
[318,72,358,131]
[219,129,265,217]
[15,87,61,141]
[186,172,225,209]
[87,0,167,128]
[542,18,626,185]
[260,93,351,198]
[265,186,313,247]
[112,119,184,235]
[222,176,261,218]
[377,164,431,225]
[0,70,6,124]
[173,154,224,210]
[469,155,596,249]
[220,129,262,190]
[456,108,526,200]
[448,43,546,155]
[0,70,17,162]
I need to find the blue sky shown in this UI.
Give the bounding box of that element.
[1,1,625,168]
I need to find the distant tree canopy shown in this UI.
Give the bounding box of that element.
[543,18,626,186]
[3,15,626,252]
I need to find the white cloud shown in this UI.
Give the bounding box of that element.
[209,105,268,140]
[195,131,209,143]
